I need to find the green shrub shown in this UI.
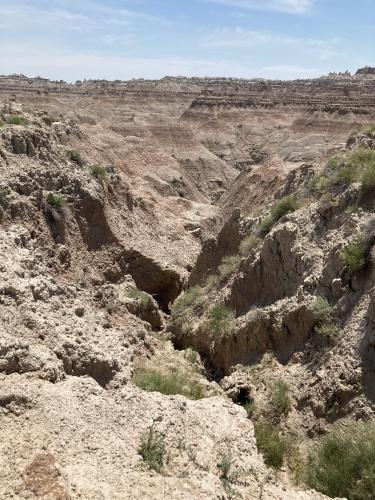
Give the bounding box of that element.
[44,193,68,223]
[271,196,298,222]
[271,379,291,416]
[67,149,84,166]
[6,115,29,126]
[133,369,204,400]
[171,286,204,318]
[127,288,151,308]
[239,234,261,256]
[255,422,290,468]
[340,236,367,272]
[203,304,235,337]
[306,421,375,500]
[218,255,241,281]
[90,163,107,182]
[139,426,165,472]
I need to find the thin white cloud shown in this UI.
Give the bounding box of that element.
[202,27,342,55]
[204,0,314,14]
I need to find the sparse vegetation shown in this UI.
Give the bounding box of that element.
[239,234,261,256]
[133,369,205,400]
[67,149,84,166]
[271,196,298,222]
[6,115,29,126]
[171,286,204,319]
[139,426,165,473]
[255,422,290,468]
[203,304,235,337]
[127,288,151,308]
[340,236,367,272]
[306,421,375,500]
[90,163,107,183]
[218,255,241,281]
[271,379,291,416]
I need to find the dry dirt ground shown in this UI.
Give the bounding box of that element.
[0,74,374,499]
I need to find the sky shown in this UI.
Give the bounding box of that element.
[0,0,374,81]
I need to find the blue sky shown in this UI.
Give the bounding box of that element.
[0,0,373,81]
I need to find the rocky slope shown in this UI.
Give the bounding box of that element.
[0,71,375,499]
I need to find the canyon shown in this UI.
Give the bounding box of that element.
[0,69,375,499]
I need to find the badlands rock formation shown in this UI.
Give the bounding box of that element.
[0,70,375,499]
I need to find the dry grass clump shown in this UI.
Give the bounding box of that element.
[90,164,107,183]
[133,369,205,400]
[44,193,69,223]
[271,379,292,416]
[170,286,204,319]
[255,422,291,468]
[139,426,165,473]
[67,149,84,166]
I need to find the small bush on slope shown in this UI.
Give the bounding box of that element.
[306,421,375,500]
[218,255,241,281]
[340,236,367,273]
[44,193,69,223]
[271,196,299,222]
[259,196,298,236]
[67,149,84,166]
[202,304,235,337]
[139,426,165,473]
[255,422,290,468]
[127,288,151,308]
[311,296,340,338]
[90,164,107,183]
[133,369,204,400]
[170,286,204,319]
[239,234,261,256]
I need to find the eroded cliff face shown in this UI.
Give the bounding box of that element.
[0,72,374,499]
